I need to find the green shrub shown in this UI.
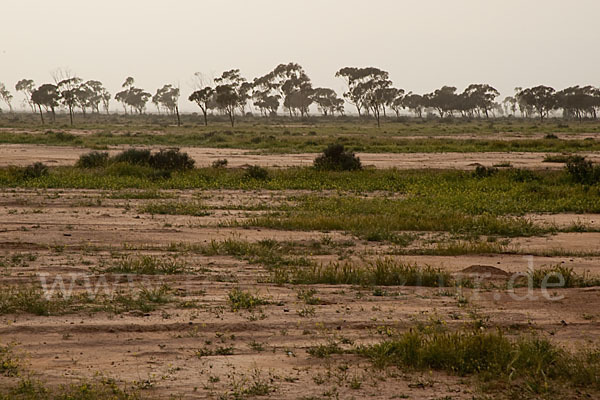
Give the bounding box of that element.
[149,148,195,171]
[313,144,362,171]
[76,151,109,168]
[110,148,151,165]
[566,156,600,184]
[244,165,269,181]
[472,165,498,178]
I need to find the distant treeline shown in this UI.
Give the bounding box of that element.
[1,64,599,126]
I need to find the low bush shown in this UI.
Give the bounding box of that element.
[244,165,269,181]
[76,151,109,168]
[6,163,49,181]
[149,148,195,171]
[110,148,151,165]
[313,144,362,171]
[212,158,228,168]
[566,156,600,184]
[472,165,498,178]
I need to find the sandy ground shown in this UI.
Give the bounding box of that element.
[0,187,599,398]
[2,143,600,169]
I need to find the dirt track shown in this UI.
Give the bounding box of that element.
[3,143,600,169]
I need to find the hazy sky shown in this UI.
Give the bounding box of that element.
[2,0,599,112]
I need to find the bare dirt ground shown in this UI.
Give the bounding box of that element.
[3,143,600,169]
[1,187,599,398]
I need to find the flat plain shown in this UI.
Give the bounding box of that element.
[1,116,600,399]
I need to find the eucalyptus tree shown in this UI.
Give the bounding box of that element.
[81,80,110,114]
[312,88,344,116]
[15,79,36,112]
[461,84,499,118]
[0,83,13,112]
[214,69,250,127]
[382,88,405,119]
[556,86,598,120]
[502,96,517,116]
[517,86,557,121]
[425,86,460,118]
[56,76,83,125]
[31,84,59,123]
[336,67,392,126]
[189,86,215,125]
[255,63,314,117]
[114,77,151,114]
[402,93,425,118]
[153,84,181,125]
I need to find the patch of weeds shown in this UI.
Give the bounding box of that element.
[0,286,73,316]
[0,343,19,376]
[227,288,269,311]
[297,288,325,305]
[307,341,345,358]
[297,306,316,318]
[104,255,188,275]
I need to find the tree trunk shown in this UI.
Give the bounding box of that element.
[175,105,181,127]
[203,110,208,126]
[38,104,44,124]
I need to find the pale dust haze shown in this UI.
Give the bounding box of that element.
[1,0,598,111]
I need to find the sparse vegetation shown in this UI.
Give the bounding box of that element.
[275,258,456,287]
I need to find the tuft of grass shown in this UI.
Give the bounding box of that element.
[307,341,344,358]
[275,258,457,287]
[227,288,269,311]
[0,377,141,400]
[527,265,600,288]
[104,255,188,275]
[0,286,73,316]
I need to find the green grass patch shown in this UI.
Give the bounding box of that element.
[355,329,600,396]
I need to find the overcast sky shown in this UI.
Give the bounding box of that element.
[1,0,599,112]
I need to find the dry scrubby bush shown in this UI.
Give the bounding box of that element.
[313,144,362,171]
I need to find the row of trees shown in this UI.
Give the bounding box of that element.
[2,64,600,126]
